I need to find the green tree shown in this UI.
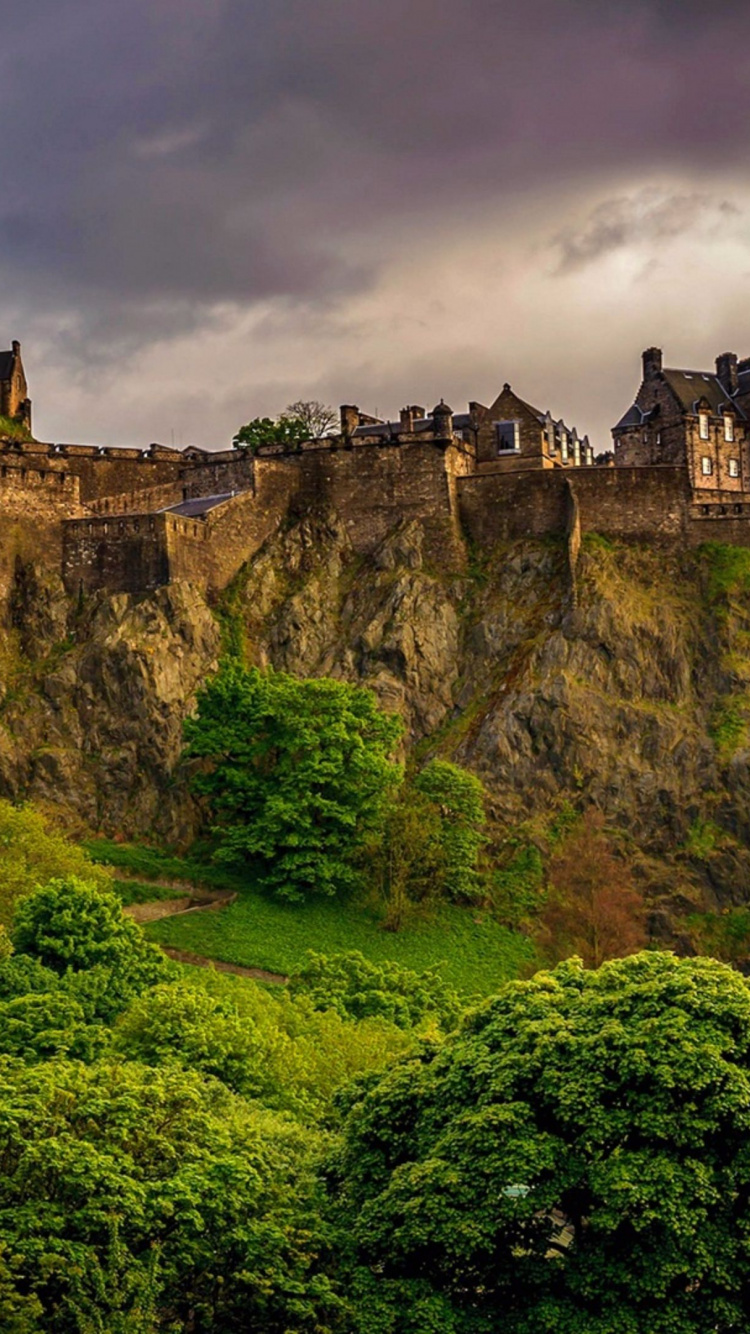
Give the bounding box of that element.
[0,1058,338,1332]
[11,877,172,1020]
[185,663,403,901]
[288,951,462,1032]
[367,784,445,930]
[114,981,268,1097]
[233,400,336,452]
[333,952,750,1333]
[232,415,309,452]
[413,760,486,901]
[0,800,112,926]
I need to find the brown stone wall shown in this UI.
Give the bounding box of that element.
[685,418,750,494]
[286,441,470,567]
[613,376,687,467]
[0,465,83,599]
[475,386,548,467]
[62,514,170,595]
[87,481,186,516]
[458,466,691,546]
[180,451,256,498]
[60,454,183,503]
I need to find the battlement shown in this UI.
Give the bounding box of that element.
[12,341,750,603]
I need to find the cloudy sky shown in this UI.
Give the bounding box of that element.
[2,0,750,450]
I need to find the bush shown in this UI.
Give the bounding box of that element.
[288,951,463,1032]
[0,801,112,926]
[11,877,172,1020]
[413,760,486,901]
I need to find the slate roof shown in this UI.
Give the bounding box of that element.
[352,411,472,438]
[164,493,235,518]
[0,351,13,382]
[662,369,746,418]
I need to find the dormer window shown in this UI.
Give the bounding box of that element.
[495,421,520,454]
[560,432,569,463]
[724,415,735,442]
[701,456,713,476]
[699,412,710,440]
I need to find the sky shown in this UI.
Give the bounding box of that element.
[2,0,750,451]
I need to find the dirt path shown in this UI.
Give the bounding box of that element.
[161,946,287,985]
[122,881,288,984]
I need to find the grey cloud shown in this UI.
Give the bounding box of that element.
[553,191,742,273]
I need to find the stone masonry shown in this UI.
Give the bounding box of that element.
[3,338,750,600]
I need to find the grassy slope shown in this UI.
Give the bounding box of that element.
[87,840,536,996]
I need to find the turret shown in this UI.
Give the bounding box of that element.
[432,400,453,440]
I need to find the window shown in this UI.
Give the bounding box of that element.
[724,415,735,442]
[729,457,740,478]
[699,413,710,440]
[495,421,520,454]
[701,456,713,476]
[573,438,581,467]
[560,432,569,463]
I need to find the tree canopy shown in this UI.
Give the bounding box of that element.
[333,951,750,1333]
[185,663,403,900]
[233,400,336,452]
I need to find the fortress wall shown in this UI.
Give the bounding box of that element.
[0,467,84,598]
[62,514,170,595]
[180,452,256,498]
[168,461,301,589]
[61,455,183,503]
[458,466,691,545]
[87,480,186,516]
[285,442,470,565]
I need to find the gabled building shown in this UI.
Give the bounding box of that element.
[0,341,32,432]
[613,347,750,494]
[473,383,593,470]
[339,385,594,471]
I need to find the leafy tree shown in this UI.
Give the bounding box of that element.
[185,663,403,901]
[413,760,486,901]
[114,981,268,1097]
[333,951,750,1333]
[11,877,172,1020]
[0,800,112,926]
[232,415,309,452]
[0,1058,338,1332]
[367,785,445,930]
[232,401,335,452]
[0,990,106,1062]
[539,809,646,966]
[288,951,462,1032]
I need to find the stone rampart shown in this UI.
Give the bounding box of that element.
[457,465,691,546]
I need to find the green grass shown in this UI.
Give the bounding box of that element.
[700,542,750,601]
[0,416,33,442]
[145,890,536,996]
[84,839,244,891]
[111,879,187,907]
[90,839,537,995]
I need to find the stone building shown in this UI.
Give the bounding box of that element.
[0,341,32,431]
[340,386,593,472]
[613,347,750,494]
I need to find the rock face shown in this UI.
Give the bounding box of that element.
[2,516,750,913]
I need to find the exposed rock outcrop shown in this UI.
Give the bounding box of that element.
[2,518,750,920]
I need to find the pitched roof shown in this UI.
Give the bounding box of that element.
[662,369,746,418]
[0,351,13,382]
[164,493,236,517]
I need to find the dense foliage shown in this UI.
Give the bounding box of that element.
[233,400,336,451]
[333,951,750,1333]
[185,662,403,900]
[0,801,112,925]
[288,950,462,1031]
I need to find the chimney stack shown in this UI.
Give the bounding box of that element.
[642,347,663,381]
[340,405,359,439]
[399,406,414,433]
[11,341,20,356]
[716,352,739,395]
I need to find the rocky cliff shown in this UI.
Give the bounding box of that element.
[2,517,750,924]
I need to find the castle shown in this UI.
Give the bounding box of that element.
[1,339,749,601]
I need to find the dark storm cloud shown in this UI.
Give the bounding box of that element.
[2,0,750,434]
